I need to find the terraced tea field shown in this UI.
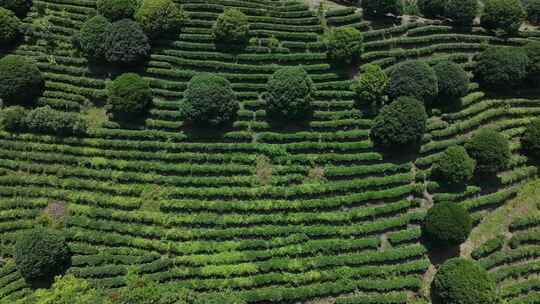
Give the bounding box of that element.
[0,0,540,303]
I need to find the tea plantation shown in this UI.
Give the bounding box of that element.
[0,0,540,303]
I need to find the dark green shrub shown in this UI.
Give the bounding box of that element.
[432,258,499,304]
[103,19,150,65]
[266,66,314,120]
[525,41,540,82]
[0,0,32,17]
[107,73,152,116]
[76,15,110,60]
[361,0,402,17]
[184,73,238,125]
[212,8,249,45]
[324,26,363,63]
[24,106,88,136]
[387,60,438,103]
[14,228,71,282]
[482,0,525,35]
[522,119,540,158]
[433,61,469,100]
[0,106,27,132]
[474,47,529,88]
[0,7,21,45]
[417,0,446,18]
[370,96,427,149]
[466,128,511,174]
[135,0,184,38]
[524,0,540,24]
[432,146,476,187]
[0,55,43,106]
[351,63,388,107]
[424,202,472,246]
[97,0,137,21]
[444,0,479,26]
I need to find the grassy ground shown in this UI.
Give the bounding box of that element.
[461,179,540,258]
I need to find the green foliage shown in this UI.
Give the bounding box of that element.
[524,0,540,24]
[466,128,511,174]
[324,26,363,63]
[351,64,388,107]
[522,119,540,158]
[76,15,110,60]
[444,0,479,26]
[433,60,469,100]
[266,66,314,120]
[0,0,32,17]
[417,0,446,18]
[432,146,475,187]
[97,0,138,21]
[14,228,71,282]
[135,0,184,38]
[424,202,472,246]
[107,73,152,116]
[193,291,246,304]
[24,106,88,136]
[525,41,540,82]
[0,7,21,45]
[24,275,106,304]
[474,46,529,88]
[481,0,525,35]
[432,258,499,304]
[212,8,249,45]
[361,0,402,17]
[103,19,150,65]
[370,96,427,149]
[184,73,238,125]
[0,105,27,132]
[387,60,438,103]
[0,55,43,106]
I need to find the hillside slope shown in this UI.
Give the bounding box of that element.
[0,0,539,303]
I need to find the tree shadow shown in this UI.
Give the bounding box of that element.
[423,238,461,266]
[376,142,422,165]
[182,121,236,141]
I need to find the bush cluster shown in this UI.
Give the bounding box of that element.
[324,26,363,63]
[96,0,138,21]
[135,0,185,38]
[474,46,529,89]
[14,229,71,282]
[0,7,22,45]
[212,8,250,45]
[444,0,479,26]
[361,0,402,17]
[103,19,150,65]
[370,96,427,149]
[0,55,43,106]
[183,73,238,125]
[524,0,540,24]
[433,60,469,100]
[0,105,26,131]
[0,0,32,17]
[432,258,499,304]
[351,64,388,107]
[266,66,314,120]
[24,106,88,136]
[417,0,478,25]
[522,119,540,158]
[424,202,472,246]
[481,0,525,35]
[107,73,152,116]
[387,60,438,103]
[432,146,475,187]
[466,128,511,174]
[75,15,110,60]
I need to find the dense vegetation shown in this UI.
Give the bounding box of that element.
[0,0,540,303]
